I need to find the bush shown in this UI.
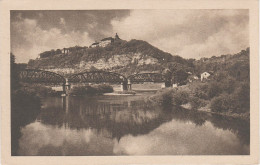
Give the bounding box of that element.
[152,88,190,107]
[153,89,175,106]
[213,71,229,82]
[189,96,206,110]
[69,86,97,96]
[12,89,41,108]
[207,82,222,99]
[161,90,174,106]
[194,83,208,100]
[172,69,189,85]
[69,84,114,96]
[230,82,250,113]
[95,84,113,93]
[210,82,249,114]
[210,93,231,113]
[220,76,236,94]
[69,86,87,96]
[172,89,189,105]
[85,86,99,95]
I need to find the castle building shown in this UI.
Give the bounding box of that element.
[99,37,114,47]
[89,33,120,48]
[90,42,99,48]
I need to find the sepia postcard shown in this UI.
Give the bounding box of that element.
[0,0,259,164]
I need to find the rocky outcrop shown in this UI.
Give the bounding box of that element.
[78,53,158,70]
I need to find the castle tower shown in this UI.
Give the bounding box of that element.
[115,33,120,40]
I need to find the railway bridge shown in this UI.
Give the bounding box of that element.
[18,69,172,94]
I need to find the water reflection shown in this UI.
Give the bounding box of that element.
[17,94,250,155]
[113,120,249,155]
[11,94,41,156]
[18,122,115,156]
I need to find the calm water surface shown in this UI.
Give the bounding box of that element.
[16,92,249,155]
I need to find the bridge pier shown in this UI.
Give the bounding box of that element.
[120,79,132,91]
[127,79,132,91]
[121,81,128,91]
[62,78,71,95]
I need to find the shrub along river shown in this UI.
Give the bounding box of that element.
[14,91,249,156]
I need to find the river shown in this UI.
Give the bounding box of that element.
[15,92,249,156]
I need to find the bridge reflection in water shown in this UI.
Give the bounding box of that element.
[42,95,166,140]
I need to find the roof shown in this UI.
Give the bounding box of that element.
[91,42,99,45]
[101,37,113,41]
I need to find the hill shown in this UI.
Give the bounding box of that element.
[27,37,249,80]
[27,39,193,76]
[193,48,249,81]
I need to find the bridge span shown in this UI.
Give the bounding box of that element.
[18,69,172,94]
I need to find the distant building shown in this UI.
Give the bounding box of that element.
[90,42,99,48]
[89,33,120,48]
[99,37,114,47]
[201,72,211,81]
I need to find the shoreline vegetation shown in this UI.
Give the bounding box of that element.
[11,54,42,155]
[149,48,250,121]
[149,79,249,121]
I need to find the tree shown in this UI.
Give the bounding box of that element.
[56,49,62,54]
[11,53,20,91]
[172,69,189,85]
[50,49,55,55]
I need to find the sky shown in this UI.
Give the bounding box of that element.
[11,10,249,63]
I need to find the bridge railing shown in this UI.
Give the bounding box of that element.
[127,73,167,83]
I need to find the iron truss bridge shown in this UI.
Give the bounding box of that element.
[18,69,66,85]
[67,71,127,83]
[18,69,169,84]
[127,73,167,83]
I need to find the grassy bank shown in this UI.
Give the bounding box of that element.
[20,83,114,97]
[115,90,136,95]
[20,83,61,97]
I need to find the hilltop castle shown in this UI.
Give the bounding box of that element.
[38,33,121,58]
[90,33,121,48]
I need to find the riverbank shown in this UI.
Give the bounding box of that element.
[20,83,115,97]
[150,80,250,121]
[181,103,250,121]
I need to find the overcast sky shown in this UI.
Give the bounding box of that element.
[11,10,249,63]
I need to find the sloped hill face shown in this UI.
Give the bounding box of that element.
[27,39,192,76]
[193,48,250,80]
